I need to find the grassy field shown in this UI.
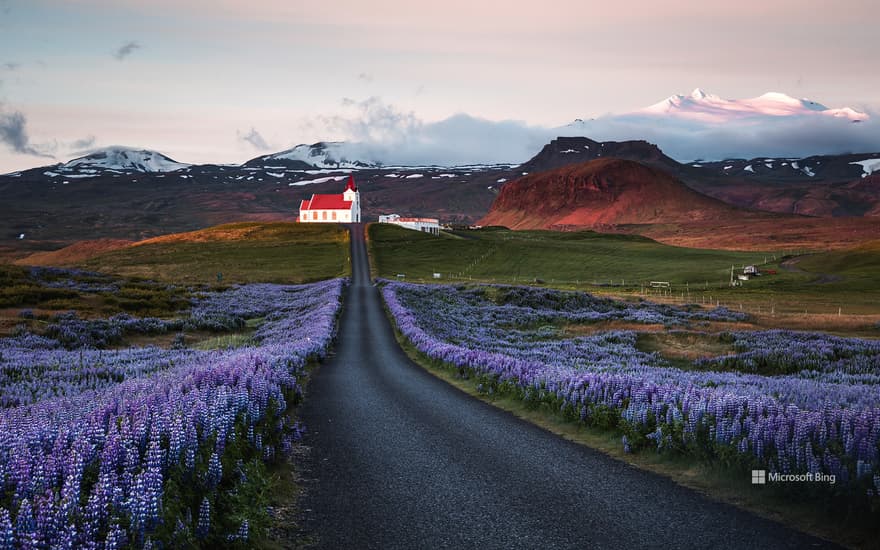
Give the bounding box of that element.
[369,224,767,284]
[1,222,351,339]
[78,222,350,284]
[368,224,880,319]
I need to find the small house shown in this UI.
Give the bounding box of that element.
[378,214,440,235]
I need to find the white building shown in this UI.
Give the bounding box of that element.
[378,214,440,235]
[299,175,361,223]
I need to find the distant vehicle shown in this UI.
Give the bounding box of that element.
[743,265,760,276]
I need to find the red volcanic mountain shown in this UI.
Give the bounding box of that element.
[479,158,880,250]
[480,158,738,229]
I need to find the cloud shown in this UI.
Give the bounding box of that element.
[574,112,880,161]
[69,135,97,152]
[237,127,271,151]
[113,41,142,61]
[312,97,550,165]
[0,109,55,158]
[357,72,373,83]
[307,96,880,166]
[328,97,422,144]
[2,62,20,71]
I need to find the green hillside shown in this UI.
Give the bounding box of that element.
[80,222,350,284]
[368,224,765,286]
[367,224,880,316]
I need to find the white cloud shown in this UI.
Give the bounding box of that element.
[574,112,880,161]
[306,96,880,165]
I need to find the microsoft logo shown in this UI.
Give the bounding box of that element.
[751,470,766,485]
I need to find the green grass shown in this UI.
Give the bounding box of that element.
[368,224,880,317]
[0,264,195,329]
[80,222,350,284]
[370,224,769,285]
[192,333,255,350]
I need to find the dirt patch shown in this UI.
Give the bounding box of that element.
[562,321,668,335]
[811,274,844,284]
[561,319,755,336]
[637,331,736,363]
[751,312,880,338]
[16,239,134,266]
[780,257,806,272]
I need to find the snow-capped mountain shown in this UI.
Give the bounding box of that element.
[688,153,880,180]
[563,88,875,161]
[243,142,384,170]
[43,147,190,177]
[639,88,867,123]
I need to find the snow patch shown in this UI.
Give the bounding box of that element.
[261,142,381,169]
[850,159,880,177]
[61,147,189,173]
[640,89,867,123]
[288,175,347,187]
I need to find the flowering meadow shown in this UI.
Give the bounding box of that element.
[0,278,344,548]
[382,281,880,505]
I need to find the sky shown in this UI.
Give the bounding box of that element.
[1,0,879,172]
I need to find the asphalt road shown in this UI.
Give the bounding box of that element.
[296,223,835,549]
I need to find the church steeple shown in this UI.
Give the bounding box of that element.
[342,175,360,222]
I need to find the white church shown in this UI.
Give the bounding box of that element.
[299,175,361,223]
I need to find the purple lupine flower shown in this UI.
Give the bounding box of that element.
[0,278,345,546]
[380,280,880,494]
[206,452,223,490]
[0,509,14,550]
[196,498,211,539]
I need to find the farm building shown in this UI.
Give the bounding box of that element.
[299,175,361,223]
[378,214,441,235]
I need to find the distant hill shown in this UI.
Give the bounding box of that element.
[3,135,880,259]
[513,137,880,218]
[517,137,680,175]
[21,147,191,178]
[481,158,742,229]
[479,158,880,250]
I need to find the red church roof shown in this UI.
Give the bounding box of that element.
[301,194,352,211]
[300,176,358,211]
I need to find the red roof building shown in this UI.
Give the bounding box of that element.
[299,175,361,223]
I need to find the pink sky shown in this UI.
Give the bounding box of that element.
[0,0,878,171]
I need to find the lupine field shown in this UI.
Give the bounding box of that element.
[0,268,345,548]
[381,281,880,510]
